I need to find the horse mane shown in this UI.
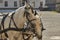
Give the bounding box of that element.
[8,11,15,16]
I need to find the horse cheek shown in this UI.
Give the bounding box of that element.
[35,20,42,39]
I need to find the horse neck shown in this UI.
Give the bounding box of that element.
[12,7,26,28]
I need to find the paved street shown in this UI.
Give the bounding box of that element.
[38,11,60,40]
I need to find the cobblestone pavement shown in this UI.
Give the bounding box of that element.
[38,11,60,40]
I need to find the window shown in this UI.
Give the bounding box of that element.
[14,1,17,7]
[32,1,35,7]
[22,0,25,6]
[5,1,8,7]
[40,2,43,7]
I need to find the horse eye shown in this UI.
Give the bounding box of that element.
[28,7,30,9]
[25,7,31,10]
[25,7,27,9]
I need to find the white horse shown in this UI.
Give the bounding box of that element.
[0,2,42,40]
[22,3,42,40]
[0,2,26,40]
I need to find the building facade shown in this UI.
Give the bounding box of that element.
[0,0,21,9]
[0,0,57,11]
[0,0,46,10]
[56,0,60,12]
[28,0,46,9]
[45,0,56,10]
[28,0,57,10]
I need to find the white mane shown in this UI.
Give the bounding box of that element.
[15,4,26,12]
[8,11,15,16]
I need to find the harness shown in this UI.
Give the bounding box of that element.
[0,13,9,38]
[22,11,37,40]
[0,10,37,40]
[9,12,18,29]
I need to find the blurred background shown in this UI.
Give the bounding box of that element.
[0,0,60,12]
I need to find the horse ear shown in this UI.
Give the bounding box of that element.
[25,1,30,8]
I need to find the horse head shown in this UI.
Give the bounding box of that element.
[24,2,42,39]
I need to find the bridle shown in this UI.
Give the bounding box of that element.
[23,9,38,40]
[0,6,37,40]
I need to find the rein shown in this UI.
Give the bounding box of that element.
[24,11,36,33]
[23,11,38,40]
[9,12,18,29]
[0,11,35,31]
[0,14,9,38]
[0,12,26,33]
[1,14,9,30]
[0,11,36,33]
